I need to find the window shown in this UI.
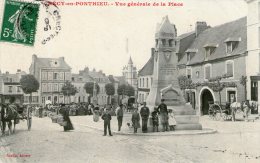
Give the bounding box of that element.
[146,78,149,88]
[65,72,70,80]
[151,77,153,87]
[54,73,58,80]
[226,42,238,54]
[8,86,12,93]
[59,72,64,80]
[204,64,211,80]
[196,71,200,78]
[42,83,47,92]
[205,47,216,60]
[17,86,21,92]
[42,72,48,80]
[48,72,53,80]
[48,83,52,92]
[32,96,38,102]
[72,77,75,81]
[226,60,234,77]
[139,78,142,87]
[142,78,144,87]
[59,84,64,91]
[53,84,58,92]
[169,39,173,47]
[186,68,192,79]
[162,39,166,46]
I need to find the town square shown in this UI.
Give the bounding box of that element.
[0,0,260,162]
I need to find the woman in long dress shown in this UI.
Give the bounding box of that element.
[60,104,74,131]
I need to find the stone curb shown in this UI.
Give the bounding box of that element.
[74,123,217,136]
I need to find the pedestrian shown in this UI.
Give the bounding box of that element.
[243,100,250,121]
[140,102,150,133]
[158,99,169,132]
[39,106,43,118]
[116,104,124,131]
[93,104,100,122]
[60,104,74,132]
[131,108,140,133]
[168,109,177,131]
[101,108,113,136]
[151,110,159,132]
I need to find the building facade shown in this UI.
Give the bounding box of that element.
[29,54,72,105]
[0,70,26,104]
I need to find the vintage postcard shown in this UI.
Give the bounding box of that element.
[0,0,260,163]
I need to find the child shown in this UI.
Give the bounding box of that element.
[168,109,177,131]
[151,110,159,132]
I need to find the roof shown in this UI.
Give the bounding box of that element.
[114,76,126,84]
[138,55,154,76]
[155,16,176,35]
[34,57,71,69]
[186,17,247,65]
[71,73,93,83]
[128,56,133,64]
[177,32,196,65]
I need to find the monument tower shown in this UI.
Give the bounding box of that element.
[146,16,202,130]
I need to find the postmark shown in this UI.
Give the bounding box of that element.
[0,0,40,46]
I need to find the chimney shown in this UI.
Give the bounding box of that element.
[151,48,155,58]
[60,57,64,61]
[17,69,21,73]
[6,71,9,75]
[195,21,208,37]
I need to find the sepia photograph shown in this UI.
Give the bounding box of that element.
[0,0,260,162]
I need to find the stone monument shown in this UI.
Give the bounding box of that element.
[145,16,202,130]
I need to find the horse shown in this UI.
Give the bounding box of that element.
[1,104,18,135]
[230,101,258,121]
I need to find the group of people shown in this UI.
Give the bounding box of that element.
[99,99,177,136]
[132,99,177,133]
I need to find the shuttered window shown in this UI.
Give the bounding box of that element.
[205,66,211,80]
[226,62,233,77]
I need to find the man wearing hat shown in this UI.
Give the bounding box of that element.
[116,104,124,131]
[101,107,113,136]
[158,99,169,132]
[140,102,150,133]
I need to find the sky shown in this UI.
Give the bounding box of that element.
[0,0,247,76]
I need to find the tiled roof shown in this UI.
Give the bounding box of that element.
[35,57,71,69]
[186,17,247,65]
[155,16,176,34]
[138,55,154,76]
[71,73,93,83]
[177,32,196,65]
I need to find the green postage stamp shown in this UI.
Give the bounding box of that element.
[0,0,39,46]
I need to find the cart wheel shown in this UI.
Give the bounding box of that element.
[27,107,32,131]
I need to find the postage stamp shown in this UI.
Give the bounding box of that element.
[0,0,39,46]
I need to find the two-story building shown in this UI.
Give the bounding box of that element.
[0,70,26,104]
[29,54,72,105]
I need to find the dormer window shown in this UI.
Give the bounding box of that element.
[169,39,173,47]
[185,49,197,62]
[203,44,217,60]
[162,39,166,46]
[226,41,238,54]
[224,38,240,54]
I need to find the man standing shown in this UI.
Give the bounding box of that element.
[101,108,113,136]
[116,104,124,131]
[140,102,150,133]
[158,99,168,132]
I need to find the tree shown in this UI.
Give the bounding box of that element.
[105,83,115,104]
[178,75,193,102]
[240,76,247,101]
[117,84,127,98]
[61,81,77,104]
[125,85,135,97]
[84,82,100,103]
[20,75,39,105]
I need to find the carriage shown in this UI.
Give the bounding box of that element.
[208,102,233,121]
[0,104,32,135]
[208,101,258,121]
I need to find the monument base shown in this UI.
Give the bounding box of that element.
[147,104,202,131]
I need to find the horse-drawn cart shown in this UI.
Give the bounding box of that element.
[1,104,32,135]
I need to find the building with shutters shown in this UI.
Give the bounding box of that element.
[0,70,26,105]
[29,54,72,105]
